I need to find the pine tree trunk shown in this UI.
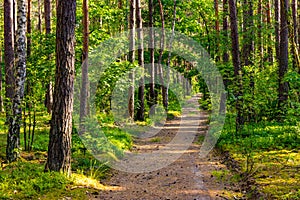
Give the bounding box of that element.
[157,0,167,110]
[4,0,15,121]
[148,0,155,110]
[37,0,42,32]
[242,0,254,67]
[136,0,145,121]
[257,0,263,66]
[222,0,229,63]
[229,0,244,133]
[291,0,298,69]
[277,0,289,115]
[45,0,76,175]
[128,0,135,121]
[79,0,89,133]
[266,0,273,63]
[7,0,27,162]
[275,0,280,62]
[214,0,220,61]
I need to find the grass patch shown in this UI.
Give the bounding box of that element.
[217,114,300,198]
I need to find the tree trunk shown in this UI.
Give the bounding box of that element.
[4,0,15,120]
[275,0,280,62]
[257,0,263,66]
[37,0,42,32]
[27,0,31,56]
[148,0,155,110]
[0,48,4,113]
[44,0,53,114]
[222,0,229,63]
[229,0,244,133]
[266,0,273,63]
[7,0,27,162]
[214,0,220,61]
[277,0,289,114]
[157,0,167,110]
[165,0,177,111]
[291,0,298,69]
[79,0,89,133]
[128,0,135,121]
[242,0,254,67]
[45,0,76,175]
[136,0,145,121]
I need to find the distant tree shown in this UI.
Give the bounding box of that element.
[275,0,280,62]
[45,0,76,174]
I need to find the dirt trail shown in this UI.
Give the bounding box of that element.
[90,94,229,200]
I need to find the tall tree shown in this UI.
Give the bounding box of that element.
[214,0,220,61]
[266,0,273,63]
[44,0,53,114]
[165,0,177,111]
[128,0,135,121]
[79,0,89,132]
[4,0,15,120]
[45,0,76,174]
[148,0,155,110]
[7,0,27,162]
[275,0,280,61]
[222,0,229,63]
[257,0,263,65]
[157,0,167,110]
[291,0,299,69]
[229,0,244,133]
[136,0,145,121]
[277,0,289,114]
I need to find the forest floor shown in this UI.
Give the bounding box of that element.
[88,94,242,200]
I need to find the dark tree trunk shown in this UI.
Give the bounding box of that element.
[136,0,145,121]
[44,0,53,114]
[4,0,16,162]
[27,0,31,56]
[277,0,289,114]
[45,0,76,175]
[148,0,155,110]
[275,0,280,62]
[4,0,15,119]
[229,0,244,133]
[128,0,135,121]
[79,0,89,133]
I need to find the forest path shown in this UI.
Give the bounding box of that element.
[90,94,228,200]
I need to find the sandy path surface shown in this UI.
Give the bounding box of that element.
[89,94,227,200]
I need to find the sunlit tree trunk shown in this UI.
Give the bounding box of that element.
[7,0,27,162]
[136,0,145,121]
[45,0,76,175]
[229,0,244,133]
